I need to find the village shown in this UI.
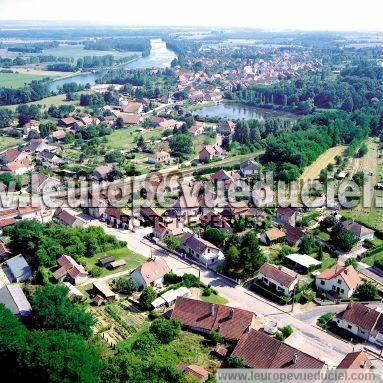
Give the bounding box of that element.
[0,24,383,382]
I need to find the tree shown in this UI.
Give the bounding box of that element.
[345,258,358,269]
[356,281,377,301]
[227,355,246,368]
[0,108,14,129]
[112,277,138,295]
[358,143,368,157]
[203,227,226,247]
[210,330,223,345]
[31,284,94,338]
[131,332,159,356]
[299,234,316,254]
[139,287,157,310]
[331,226,358,252]
[163,235,181,250]
[352,171,364,187]
[89,266,102,277]
[319,215,337,230]
[169,134,194,157]
[19,330,101,383]
[149,318,181,344]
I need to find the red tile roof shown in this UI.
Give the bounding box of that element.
[336,302,383,332]
[337,351,372,369]
[232,329,324,369]
[258,263,298,289]
[317,265,361,289]
[171,297,255,341]
[134,257,170,285]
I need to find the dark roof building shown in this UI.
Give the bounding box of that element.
[232,329,325,369]
[6,254,32,282]
[337,351,372,369]
[0,284,32,317]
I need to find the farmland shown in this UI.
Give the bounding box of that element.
[0,135,23,151]
[0,72,48,88]
[299,145,346,182]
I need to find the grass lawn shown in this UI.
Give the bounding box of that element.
[317,231,330,241]
[80,247,146,277]
[5,91,90,111]
[200,293,228,305]
[319,252,336,271]
[360,250,383,267]
[0,135,23,152]
[0,72,48,89]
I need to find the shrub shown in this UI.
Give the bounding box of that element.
[164,272,182,285]
[139,287,157,310]
[89,266,103,277]
[317,312,334,328]
[149,318,181,344]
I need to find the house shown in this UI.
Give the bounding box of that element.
[170,297,256,341]
[275,207,297,226]
[53,255,89,285]
[315,265,361,299]
[340,220,375,242]
[240,160,259,177]
[3,159,34,175]
[50,129,67,142]
[0,148,27,164]
[5,254,32,282]
[118,113,142,125]
[140,206,161,225]
[36,150,65,168]
[0,285,32,317]
[58,117,77,128]
[180,232,223,265]
[131,257,171,288]
[337,351,372,369]
[177,364,209,382]
[17,206,42,221]
[190,121,205,136]
[257,263,299,296]
[101,207,130,229]
[284,253,321,274]
[284,223,305,246]
[153,218,183,239]
[232,329,325,369]
[53,207,86,228]
[334,302,383,345]
[147,151,171,164]
[200,211,231,232]
[23,120,39,135]
[261,227,286,245]
[199,144,223,163]
[93,164,114,181]
[29,172,60,194]
[93,281,116,301]
[121,102,143,114]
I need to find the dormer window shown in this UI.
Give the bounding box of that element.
[337,279,342,284]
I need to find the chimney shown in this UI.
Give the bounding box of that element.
[211,304,216,317]
[292,354,298,364]
[228,308,234,319]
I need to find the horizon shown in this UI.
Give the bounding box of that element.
[0,0,382,32]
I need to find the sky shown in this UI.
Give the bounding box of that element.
[0,0,382,31]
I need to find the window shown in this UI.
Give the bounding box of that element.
[320,281,325,286]
[338,279,342,284]
[340,289,344,293]
[348,325,352,330]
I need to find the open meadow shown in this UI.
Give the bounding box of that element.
[0,72,48,88]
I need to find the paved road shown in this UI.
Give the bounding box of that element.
[87,219,383,368]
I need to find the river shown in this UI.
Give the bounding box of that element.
[191,102,297,120]
[49,39,176,92]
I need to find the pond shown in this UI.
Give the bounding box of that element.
[49,39,176,92]
[191,103,297,120]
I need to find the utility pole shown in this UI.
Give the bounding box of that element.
[291,285,296,312]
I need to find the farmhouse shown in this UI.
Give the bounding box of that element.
[53,207,86,228]
[257,263,298,296]
[171,297,256,341]
[239,160,259,177]
[199,144,223,163]
[340,220,375,242]
[131,257,170,288]
[93,281,116,301]
[335,302,383,345]
[147,151,171,164]
[232,329,325,369]
[53,255,89,285]
[93,164,114,181]
[315,265,361,299]
[261,227,286,245]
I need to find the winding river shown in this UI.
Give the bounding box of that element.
[49,39,176,92]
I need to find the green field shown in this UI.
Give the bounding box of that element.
[201,293,228,305]
[0,72,48,88]
[0,136,23,152]
[80,247,146,277]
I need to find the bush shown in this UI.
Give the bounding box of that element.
[202,286,217,297]
[227,355,245,368]
[163,235,181,250]
[112,277,138,295]
[139,287,157,310]
[356,281,378,301]
[317,312,335,328]
[149,318,181,344]
[210,330,223,345]
[90,266,103,277]
[164,272,182,285]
